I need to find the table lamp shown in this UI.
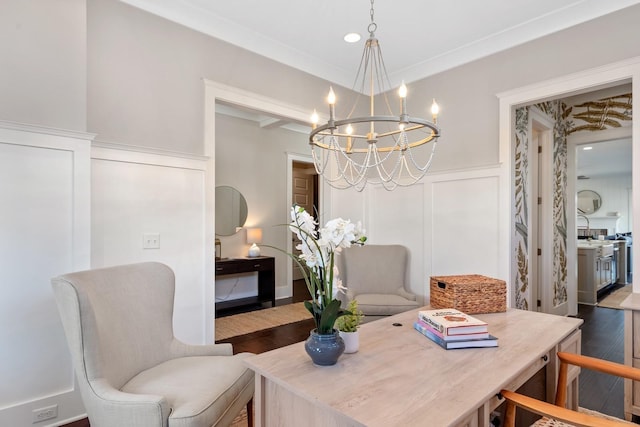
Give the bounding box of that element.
[246,228,262,257]
[215,238,222,260]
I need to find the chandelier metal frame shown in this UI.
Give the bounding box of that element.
[309,0,441,191]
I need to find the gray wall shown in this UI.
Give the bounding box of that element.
[0,0,86,130]
[87,0,334,154]
[405,5,640,172]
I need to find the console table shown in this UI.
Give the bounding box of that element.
[214,256,275,315]
[245,307,582,427]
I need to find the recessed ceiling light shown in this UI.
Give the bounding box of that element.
[343,32,361,43]
[583,146,593,150]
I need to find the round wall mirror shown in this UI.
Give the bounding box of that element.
[577,190,602,215]
[215,186,248,236]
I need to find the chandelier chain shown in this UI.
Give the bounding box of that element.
[368,0,377,35]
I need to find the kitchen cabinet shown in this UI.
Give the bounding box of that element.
[577,243,614,305]
[614,240,629,284]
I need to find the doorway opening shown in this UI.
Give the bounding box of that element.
[514,87,632,316]
[206,80,323,331]
[499,59,638,317]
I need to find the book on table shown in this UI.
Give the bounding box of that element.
[414,319,490,341]
[418,308,488,336]
[414,321,498,350]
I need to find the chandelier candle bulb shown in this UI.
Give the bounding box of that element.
[398,82,408,98]
[327,87,336,123]
[346,123,354,152]
[327,87,336,104]
[431,99,440,123]
[310,109,319,130]
[399,81,408,118]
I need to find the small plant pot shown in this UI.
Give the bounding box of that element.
[339,330,359,353]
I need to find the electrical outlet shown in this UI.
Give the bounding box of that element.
[143,232,160,249]
[32,404,57,423]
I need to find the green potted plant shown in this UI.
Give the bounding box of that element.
[336,299,364,353]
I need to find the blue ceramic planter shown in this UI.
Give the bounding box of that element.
[304,329,345,366]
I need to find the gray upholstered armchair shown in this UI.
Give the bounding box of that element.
[51,262,254,427]
[337,244,420,320]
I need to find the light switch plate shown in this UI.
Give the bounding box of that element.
[143,233,160,249]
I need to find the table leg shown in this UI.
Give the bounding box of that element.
[254,373,265,427]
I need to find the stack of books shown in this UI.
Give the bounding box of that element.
[413,308,498,350]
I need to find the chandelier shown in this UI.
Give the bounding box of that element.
[309,0,441,191]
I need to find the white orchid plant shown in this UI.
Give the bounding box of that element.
[288,205,366,335]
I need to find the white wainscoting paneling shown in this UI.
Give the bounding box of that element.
[368,184,426,301]
[425,166,503,303]
[91,145,210,345]
[326,184,366,229]
[0,123,91,426]
[325,165,505,306]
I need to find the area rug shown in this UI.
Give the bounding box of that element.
[598,285,633,310]
[230,408,248,427]
[215,302,312,341]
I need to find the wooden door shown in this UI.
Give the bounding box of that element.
[292,162,317,281]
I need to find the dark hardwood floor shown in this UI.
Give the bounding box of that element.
[576,290,627,419]
[215,279,314,354]
[64,281,632,426]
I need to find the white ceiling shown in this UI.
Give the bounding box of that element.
[120,0,640,89]
[577,138,632,179]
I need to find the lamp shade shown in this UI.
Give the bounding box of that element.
[246,228,263,244]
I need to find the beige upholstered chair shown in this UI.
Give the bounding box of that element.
[501,352,639,426]
[52,262,254,427]
[337,244,420,320]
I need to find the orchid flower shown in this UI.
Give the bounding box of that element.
[287,205,366,334]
